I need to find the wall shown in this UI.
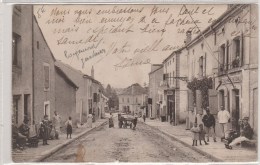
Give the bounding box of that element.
[55,68,77,125]
[148,66,163,118]
[12,6,33,126]
[33,16,56,123]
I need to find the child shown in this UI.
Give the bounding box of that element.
[65,117,72,139]
[191,122,200,146]
[199,124,209,145]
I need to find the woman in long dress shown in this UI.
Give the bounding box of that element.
[109,113,114,128]
[87,114,93,128]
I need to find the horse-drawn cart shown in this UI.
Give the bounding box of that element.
[118,114,135,129]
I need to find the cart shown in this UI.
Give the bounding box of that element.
[118,114,134,129]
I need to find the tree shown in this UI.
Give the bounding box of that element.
[106,84,112,96]
[106,84,119,110]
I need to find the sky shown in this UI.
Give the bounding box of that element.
[34,4,227,88]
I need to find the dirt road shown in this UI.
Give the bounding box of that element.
[44,118,213,162]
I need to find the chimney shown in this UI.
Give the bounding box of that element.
[184,30,192,45]
[91,66,94,78]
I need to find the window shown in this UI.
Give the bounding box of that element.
[232,37,241,68]
[219,44,225,74]
[122,98,124,103]
[226,41,229,70]
[219,90,225,108]
[172,71,175,84]
[199,56,204,77]
[127,98,129,103]
[43,63,50,90]
[12,33,21,66]
[136,97,138,103]
[37,41,40,49]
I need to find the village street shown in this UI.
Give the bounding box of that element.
[44,117,213,163]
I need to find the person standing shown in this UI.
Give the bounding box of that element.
[109,113,114,128]
[87,113,93,128]
[217,105,230,140]
[143,113,146,122]
[52,111,62,139]
[202,107,216,142]
[41,115,50,145]
[65,117,73,139]
[133,113,138,130]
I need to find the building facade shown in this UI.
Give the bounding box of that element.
[185,4,258,137]
[119,83,148,116]
[148,64,163,119]
[12,5,33,126]
[161,46,188,125]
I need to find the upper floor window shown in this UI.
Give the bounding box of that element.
[199,56,204,77]
[136,97,138,103]
[127,98,129,103]
[232,37,243,68]
[219,44,225,73]
[12,33,21,66]
[43,63,50,91]
[122,98,124,103]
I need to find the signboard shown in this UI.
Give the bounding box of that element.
[167,90,174,95]
[221,75,241,84]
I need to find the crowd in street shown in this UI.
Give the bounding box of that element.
[190,106,254,150]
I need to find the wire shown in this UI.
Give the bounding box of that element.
[182,4,237,89]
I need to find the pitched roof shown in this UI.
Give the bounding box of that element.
[55,65,78,89]
[118,83,147,95]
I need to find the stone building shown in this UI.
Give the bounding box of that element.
[118,83,148,116]
[161,44,189,125]
[184,4,258,137]
[12,5,33,126]
[148,64,163,119]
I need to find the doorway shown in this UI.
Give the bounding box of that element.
[232,89,240,132]
[44,101,50,120]
[167,92,175,124]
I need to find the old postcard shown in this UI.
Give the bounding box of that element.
[10,3,258,163]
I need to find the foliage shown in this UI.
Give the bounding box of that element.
[106,84,119,109]
[187,77,213,109]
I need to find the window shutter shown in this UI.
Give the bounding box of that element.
[196,90,203,114]
[208,89,218,115]
[44,65,49,89]
[240,32,244,66]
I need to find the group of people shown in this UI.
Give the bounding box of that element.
[12,111,74,150]
[190,106,254,150]
[115,112,139,129]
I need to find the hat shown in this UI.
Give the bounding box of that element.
[243,117,249,120]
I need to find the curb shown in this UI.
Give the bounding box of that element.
[29,120,108,162]
[141,121,223,162]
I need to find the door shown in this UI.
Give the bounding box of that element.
[44,101,50,120]
[24,94,31,123]
[232,89,240,132]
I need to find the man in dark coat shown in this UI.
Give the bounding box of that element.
[41,115,50,145]
[202,107,216,142]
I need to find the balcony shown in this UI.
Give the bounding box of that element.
[218,59,242,76]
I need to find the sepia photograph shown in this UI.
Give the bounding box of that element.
[10,3,258,163]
